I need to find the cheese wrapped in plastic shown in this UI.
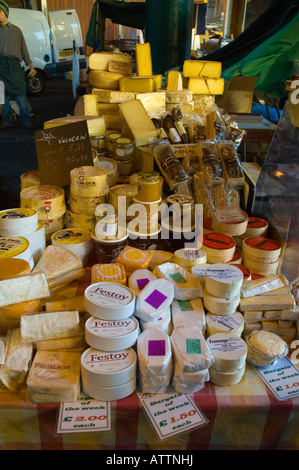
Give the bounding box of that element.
[153,262,203,300]
[26,350,81,403]
[20,311,82,342]
[170,326,214,372]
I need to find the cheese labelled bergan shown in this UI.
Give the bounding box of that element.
[85,316,139,351]
[205,263,243,298]
[84,282,135,320]
[207,333,247,372]
[170,326,214,372]
[26,350,81,403]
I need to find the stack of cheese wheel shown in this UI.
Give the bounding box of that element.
[67,166,109,233]
[171,326,214,393]
[51,228,94,267]
[173,247,207,271]
[207,333,247,386]
[242,237,282,276]
[20,170,40,190]
[0,258,41,331]
[137,327,173,393]
[211,211,248,237]
[203,263,243,316]
[0,208,46,265]
[200,232,236,264]
[20,185,66,241]
[0,235,34,270]
[82,281,138,400]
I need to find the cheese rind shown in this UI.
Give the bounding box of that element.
[118,99,158,146]
[205,263,243,298]
[203,288,241,316]
[89,70,128,90]
[0,273,50,307]
[186,78,224,95]
[239,294,295,312]
[166,71,183,91]
[20,311,82,342]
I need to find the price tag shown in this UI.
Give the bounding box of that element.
[57,394,111,433]
[137,390,208,440]
[255,357,299,401]
[212,206,246,224]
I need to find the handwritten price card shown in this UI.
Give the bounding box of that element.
[138,391,208,440]
[35,120,93,187]
[57,395,111,433]
[255,357,299,401]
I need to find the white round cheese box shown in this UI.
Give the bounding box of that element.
[205,263,243,299]
[205,312,244,337]
[85,316,139,351]
[207,333,247,372]
[81,347,137,388]
[209,363,246,387]
[82,376,136,402]
[203,288,240,316]
[84,282,135,320]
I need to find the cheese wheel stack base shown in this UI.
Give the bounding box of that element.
[242,237,282,276]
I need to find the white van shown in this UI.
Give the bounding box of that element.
[8,8,86,96]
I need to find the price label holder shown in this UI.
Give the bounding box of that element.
[255,357,299,401]
[57,393,111,433]
[137,390,208,440]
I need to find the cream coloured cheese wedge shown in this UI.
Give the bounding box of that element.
[20,311,81,342]
[170,326,214,372]
[135,278,174,322]
[137,328,172,377]
[171,298,205,331]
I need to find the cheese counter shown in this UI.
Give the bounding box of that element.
[0,267,298,451]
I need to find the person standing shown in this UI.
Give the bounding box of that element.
[0,1,36,129]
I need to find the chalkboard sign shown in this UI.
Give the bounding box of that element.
[35,120,94,187]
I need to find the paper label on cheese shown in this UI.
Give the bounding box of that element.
[52,229,91,245]
[86,317,137,338]
[82,348,136,374]
[85,283,134,309]
[0,236,30,257]
[148,340,166,356]
[137,278,150,290]
[145,289,168,309]
[247,217,268,229]
[244,237,281,254]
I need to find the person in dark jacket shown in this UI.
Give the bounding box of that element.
[0,1,36,129]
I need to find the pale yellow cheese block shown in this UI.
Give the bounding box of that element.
[88,51,132,71]
[74,94,99,116]
[165,89,193,103]
[97,102,120,115]
[108,59,133,75]
[135,91,166,117]
[136,42,153,76]
[92,88,136,103]
[166,70,183,91]
[186,77,224,95]
[119,75,162,93]
[119,99,158,147]
[89,70,129,90]
[183,60,222,78]
[43,115,106,136]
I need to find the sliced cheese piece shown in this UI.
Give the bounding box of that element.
[74,94,98,116]
[136,42,153,76]
[128,269,157,296]
[135,278,174,322]
[135,91,166,118]
[153,262,203,300]
[206,311,244,337]
[193,94,215,113]
[0,272,50,307]
[0,328,33,391]
[51,228,93,267]
[119,76,155,93]
[43,115,106,136]
[118,99,158,146]
[209,364,245,386]
[35,335,85,352]
[186,77,224,95]
[166,70,183,91]
[203,288,240,316]
[207,333,247,372]
[239,294,295,312]
[171,326,214,372]
[171,298,205,331]
[241,275,289,298]
[92,88,136,103]
[26,350,81,403]
[88,52,132,71]
[243,310,263,322]
[45,296,86,313]
[91,263,126,285]
[281,308,299,321]
[33,245,83,280]
[137,328,172,377]
[89,70,128,90]
[20,310,82,342]
[183,60,222,78]
[205,263,243,298]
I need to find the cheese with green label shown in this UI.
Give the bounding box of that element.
[170,326,214,372]
[153,262,203,300]
[171,298,205,331]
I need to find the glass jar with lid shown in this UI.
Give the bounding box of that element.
[106,132,122,157]
[114,137,135,160]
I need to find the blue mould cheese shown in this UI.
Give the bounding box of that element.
[153,262,203,300]
[170,326,214,372]
[171,298,205,331]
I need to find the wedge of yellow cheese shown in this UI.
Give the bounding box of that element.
[166,70,183,91]
[43,115,106,136]
[119,75,162,93]
[186,77,224,95]
[136,42,153,76]
[119,99,158,147]
[74,94,99,116]
[183,60,222,78]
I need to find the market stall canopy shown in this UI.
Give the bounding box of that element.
[203,0,299,97]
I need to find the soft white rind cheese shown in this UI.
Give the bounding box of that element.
[170,326,214,372]
[139,307,172,335]
[171,298,205,331]
[128,269,157,297]
[153,262,203,300]
[137,328,172,377]
[0,273,50,307]
[20,311,82,342]
[135,278,174,322]
[206,312,244,337]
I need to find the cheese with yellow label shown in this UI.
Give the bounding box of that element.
[91,263,127,285]
[70,166,109,198]
[136,42,153,76]
[118,99,158,147]
[183,60,222,78]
